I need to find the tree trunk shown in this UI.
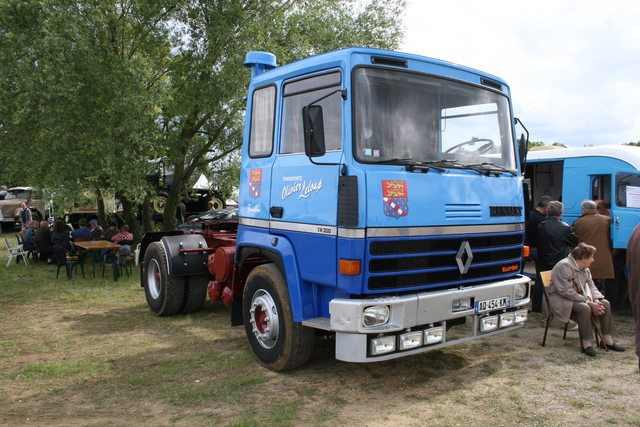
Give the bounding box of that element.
[141,195,154,233]
[162,177,181,231]
[119,194,142,243]
[96,187,107,227]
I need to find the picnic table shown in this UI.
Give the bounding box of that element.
[73,240,121,278]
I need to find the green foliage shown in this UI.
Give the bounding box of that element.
[528,141,567,149]
[0,0,407,230]
[528,141,546,148]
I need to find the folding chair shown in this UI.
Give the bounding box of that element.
[541,270,604,352]
[17,233,36,262]
[4,237,29,266]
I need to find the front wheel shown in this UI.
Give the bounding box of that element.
[243,264,315,371]
[142,242,185,316]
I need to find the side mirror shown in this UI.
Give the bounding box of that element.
[514,117,529,167]
[519,133,527,163]
[303,105,326,157]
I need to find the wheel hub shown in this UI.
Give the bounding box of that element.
[146,259,162,299]
[249,290,279,349]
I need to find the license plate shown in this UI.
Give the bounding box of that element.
[475,296,510,313]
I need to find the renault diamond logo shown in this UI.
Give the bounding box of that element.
[456,241,473,274]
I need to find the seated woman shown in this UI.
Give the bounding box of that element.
[548,243,625,357]
[51,219,72,251]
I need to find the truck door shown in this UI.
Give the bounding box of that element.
[611,168,640,249]
[269,71,345,286]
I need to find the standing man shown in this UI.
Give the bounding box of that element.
[525,195,552,312]
[89,219,103,240]
[537,200,579,272]
[19,202,32,229]
[627,223,640,371]
[571,200,614,294]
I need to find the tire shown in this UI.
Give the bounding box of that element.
[153,193,168,214]
[243,264,315,371]
[32,210,42,223]
[209,195,225,210]
[142,242,185,316]
[180,274,209,314]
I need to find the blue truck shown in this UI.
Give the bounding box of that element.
[525,145,640,249]
[141,48,531,371]
[525,145,640,306]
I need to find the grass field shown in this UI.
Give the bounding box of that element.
[2,230,640,426]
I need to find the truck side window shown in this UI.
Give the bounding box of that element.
[249,85,276,158]
[281,71,342,155]
[616,172,640,207]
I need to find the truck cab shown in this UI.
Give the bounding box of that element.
[141,48,531,371]
[237,48,529,367]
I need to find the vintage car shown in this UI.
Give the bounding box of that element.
[0,187,47,230]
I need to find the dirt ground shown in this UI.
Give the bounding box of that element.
[2,290,640,427]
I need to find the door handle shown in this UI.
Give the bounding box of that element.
[270,206,284,218]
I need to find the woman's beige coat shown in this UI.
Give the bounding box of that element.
[548,255,604,323]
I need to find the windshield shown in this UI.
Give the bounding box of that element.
[193,209,238,222]
[353,68,516,170]
[6,189,29,199]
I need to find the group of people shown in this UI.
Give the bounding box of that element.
[526,197,625,357]
[21,217,133,264]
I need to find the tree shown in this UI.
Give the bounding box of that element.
[0,0,407,231]
[0,0,175,237]
[154,0,407,230]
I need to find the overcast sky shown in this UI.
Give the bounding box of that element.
[400,0,640,148]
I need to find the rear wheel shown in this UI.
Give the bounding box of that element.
[209,194,225,210]
[180,274,209,314]
[243,264,315,371]
[142,242,185,316]
[153,193,168,213]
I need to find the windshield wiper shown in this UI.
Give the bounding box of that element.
[405,160,452,173]
[457,162,517,177]
[371,157,414,164]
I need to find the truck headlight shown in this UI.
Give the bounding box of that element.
[515,309,528,323]
[514,283,527,300]
[370,335,395,355]
[479,315,499,332]
[399,331,423,350]
[362,305,390,328]
[424,326,444,344]
[452,297,472,312]
[499,312,515,328]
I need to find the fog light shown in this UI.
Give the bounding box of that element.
[424,326,444,344]
[515,283,527,300]
[452,298,472,312]
[515,309,528,323]
[399,331,423,350]
[363,305,390,328]
[479,315,499,332]
[370,335,396,355]
[499,312,515,328]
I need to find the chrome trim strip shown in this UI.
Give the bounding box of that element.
[239,217,269,228]
[367,223,524,238]
[338,228,365,238]
[270,221,337,236]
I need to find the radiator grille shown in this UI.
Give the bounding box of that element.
[367,232,523,291]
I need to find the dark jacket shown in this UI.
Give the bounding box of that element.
[51,230,72,251]
[525,209,546,248]
[537,216,579,271]
[34,226,52,252]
